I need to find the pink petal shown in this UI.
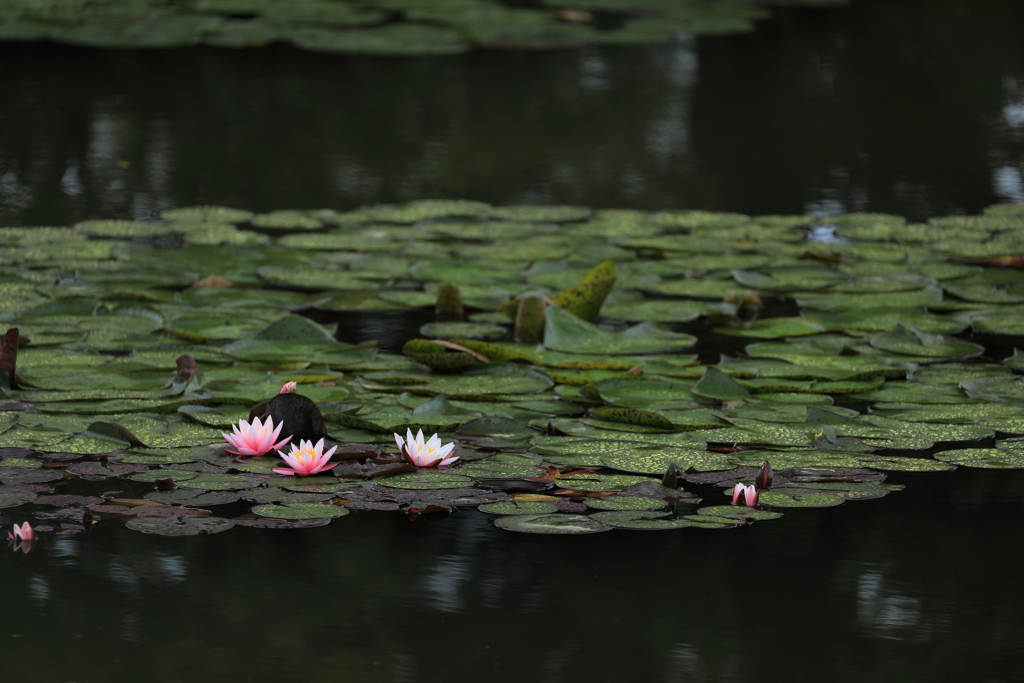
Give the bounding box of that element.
[272,468,298,476]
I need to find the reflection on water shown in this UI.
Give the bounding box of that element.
[0,0,1023,226]
[3,468,1024,681]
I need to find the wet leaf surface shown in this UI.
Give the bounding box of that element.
[493,513,612,534]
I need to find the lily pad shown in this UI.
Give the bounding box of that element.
[757,490,845,507]
[588,510,689,530]
[478,501,559,515]
[125,515,235,536]
[251,503,350,519]
[585,495,666,511]
[544,305,696,355]
[933,448,1024,468]
[493,513,611,534]
[374,471,473,489]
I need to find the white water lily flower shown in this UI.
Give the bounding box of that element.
[394,429,457,468]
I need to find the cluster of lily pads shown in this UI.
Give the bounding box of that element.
[0,0,771,54]
[2,198,1024,537]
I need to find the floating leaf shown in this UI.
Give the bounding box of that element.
[374,471,472,489]
[251,503,349,519]
[493,513,611,534]
[125,516,235,536]
[478,501,558,515]
[544,305,696,355]
[587,510,689,529]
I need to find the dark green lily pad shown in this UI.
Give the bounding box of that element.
[553,473,652,492]
[251,503,349,519]
[125,515,235,536]
[585,495,666,511]
[0,488,37,508]
[143,490,241,506]
[757,490,845,507]
[544,305,696,355]
[174,473,261,490]
[477,501,559,515]
[933,448,1024,468]
[493,513,611,534]
[601,448,733,474]
[588,510,689,529]
[697,505,783,521]
[130,469,199,483]
[374,471,473,489]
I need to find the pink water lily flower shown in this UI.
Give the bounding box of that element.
[273,438,339,476]
[7,522,34,542]
[395,429,458,468]
[222,415,292,457]
[280,381,297,394]
[732,483,758,506]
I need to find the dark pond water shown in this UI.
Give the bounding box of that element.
[1,0,1023,227]
[3,1,1024,682]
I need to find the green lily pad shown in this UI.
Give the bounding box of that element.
[697,505,783,521]
[493,513,611,534]
[125,516,235,536]
[585,495,666,511]
[251,503,349,519]
[553,473,652,492]
[757,490,845,507]
[478,501,559,515]
[544,305,696,355]
[175,473,262,490]
[587,510,689,530]
[933,448,1024,468]
[601,448,733,474]
[870,324,984,359]
[374,471,472,489]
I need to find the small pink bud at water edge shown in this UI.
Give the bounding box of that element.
[7,522,34,542]
[280,381,297,394]
[731,483,758,506]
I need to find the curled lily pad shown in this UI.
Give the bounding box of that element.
[493,513,611,534]
[588,510,689,530]
[126,515,235,536]
[478,501,558,515]
[251,503,349,519]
